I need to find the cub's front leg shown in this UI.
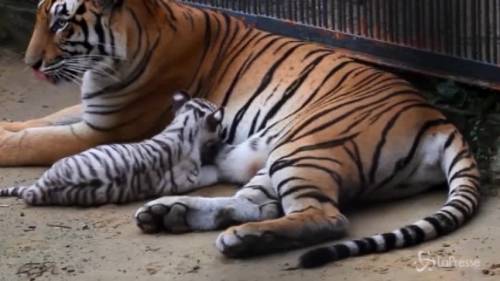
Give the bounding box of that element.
[135,171,281,233]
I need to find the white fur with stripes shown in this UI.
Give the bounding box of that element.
[38,0,48,8]
[0,95,223,206]
[49,0,82,15]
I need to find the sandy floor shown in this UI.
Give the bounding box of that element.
[0,49,499,281]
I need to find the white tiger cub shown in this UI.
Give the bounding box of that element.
[0,92,224,206]
[134,127,284,234]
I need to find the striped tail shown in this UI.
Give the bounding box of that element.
[298,133,481,269]
[0,186,28,198]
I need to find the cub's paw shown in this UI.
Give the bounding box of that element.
[215,223,280,258]
[134,197,191,234]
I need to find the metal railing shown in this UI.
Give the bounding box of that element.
[183,0,500,90]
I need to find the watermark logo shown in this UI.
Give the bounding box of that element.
[415,251,481,272]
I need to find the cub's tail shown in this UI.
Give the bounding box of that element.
[0,186,28,198]
[298,130,480,268]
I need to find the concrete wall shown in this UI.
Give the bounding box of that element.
[0,0,37,51]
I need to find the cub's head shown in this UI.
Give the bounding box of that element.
[25,0,125,84]
[170,91,224,147]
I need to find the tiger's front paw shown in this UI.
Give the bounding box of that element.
[0,121,13,129]
[215,223,279,257]
[0,127,14,148]
[134,197,191,234]
[0,121,26,132]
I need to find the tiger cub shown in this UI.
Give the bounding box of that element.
[0,92,223,206]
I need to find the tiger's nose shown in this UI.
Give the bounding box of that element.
[31,59,43,70]
[25,56,43,70]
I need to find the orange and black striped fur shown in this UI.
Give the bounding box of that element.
[1,0,480,268]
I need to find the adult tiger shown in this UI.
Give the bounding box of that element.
[0,0,480,268]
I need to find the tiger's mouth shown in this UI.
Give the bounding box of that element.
[31,54,120,86]
[30,59,53,83]
[33,57,86,85]
[32,68,53,83]
[33,68,78,85]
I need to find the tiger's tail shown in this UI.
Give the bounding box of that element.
[298,131,481,269]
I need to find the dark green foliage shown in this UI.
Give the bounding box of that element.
[417,78,500,195]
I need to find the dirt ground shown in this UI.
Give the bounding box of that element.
[0,48,499,281]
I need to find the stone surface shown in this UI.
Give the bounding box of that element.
[0,0,36,51]
[1,48,500,281]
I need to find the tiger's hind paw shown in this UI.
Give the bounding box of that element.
[215,224,282,257]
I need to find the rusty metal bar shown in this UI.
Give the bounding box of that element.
[182,0,500,90]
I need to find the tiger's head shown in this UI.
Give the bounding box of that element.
[25,0,125,84]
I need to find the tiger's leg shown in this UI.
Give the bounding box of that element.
[0,104,82,132]
[135,170,281,233]
[0,88,174,166]
[215,147,350,257]
[0,121,108,166]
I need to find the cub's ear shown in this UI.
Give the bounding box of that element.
[171,91,191,112]
[206,108,224,132]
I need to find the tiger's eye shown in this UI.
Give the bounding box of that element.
[51,18,68,33]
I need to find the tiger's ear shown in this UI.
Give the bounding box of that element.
[172,91,191,112]
[205,108,224,132]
